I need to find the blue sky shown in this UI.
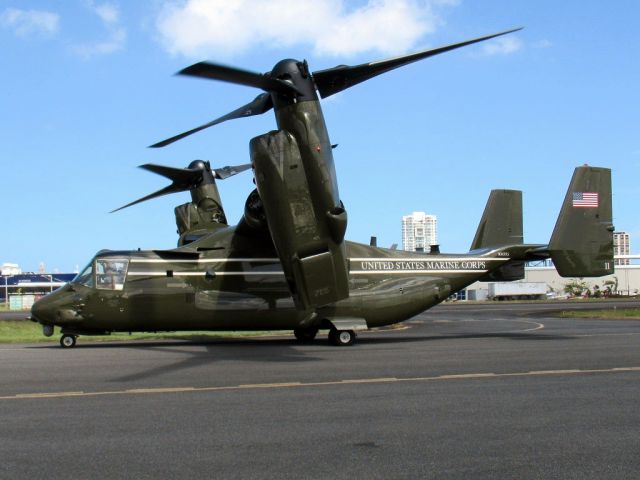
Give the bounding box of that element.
[1,0,638,272]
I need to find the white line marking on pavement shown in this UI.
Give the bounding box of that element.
[2,367,639,401]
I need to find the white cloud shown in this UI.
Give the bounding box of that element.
[93,2,120,24]
[0,8,59,36]
[155,0,457,58]
[480,36,522,56]
[74,28,126,58]
[73,2,125,58]
[532,39,552,49]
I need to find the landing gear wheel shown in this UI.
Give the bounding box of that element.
[329,329,356,346]
[294,327,319,342]
[60,334,77,348]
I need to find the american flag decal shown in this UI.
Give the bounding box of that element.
[572,192,598,208]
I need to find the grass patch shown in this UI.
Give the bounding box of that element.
[0,320,50,343]
[0,320,289,344]
[560,308,640,319]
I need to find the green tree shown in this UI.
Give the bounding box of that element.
[563,279,588,297]
[603,278,617,297]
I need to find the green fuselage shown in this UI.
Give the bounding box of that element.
[31,226,515,335]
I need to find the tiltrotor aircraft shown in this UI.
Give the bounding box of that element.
[30,28,614,348]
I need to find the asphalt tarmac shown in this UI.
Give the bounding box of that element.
[1,301,640,479]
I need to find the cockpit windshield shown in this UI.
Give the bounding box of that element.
[73,262,94,287]
[71,258,129,290]
[96,259,129,291]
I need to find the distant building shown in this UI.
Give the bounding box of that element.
[402,212,437,252]
[1,263,21,275]
[613,232,631,265]
[1,272,76,307]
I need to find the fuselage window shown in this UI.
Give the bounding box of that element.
[95,259,129,291]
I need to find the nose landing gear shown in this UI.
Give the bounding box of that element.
[60,334,77,348]
[42,324,54,337]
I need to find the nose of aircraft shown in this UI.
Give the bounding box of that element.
[31,295,55,325]
[31,286,88,330]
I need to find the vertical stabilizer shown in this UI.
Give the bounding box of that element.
[549,166,614,277]
[471,189,524,281]
[470,189,523,250]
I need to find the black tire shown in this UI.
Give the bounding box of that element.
[328,329,356,346]
[60,334,77,348]
[294,327,319,342]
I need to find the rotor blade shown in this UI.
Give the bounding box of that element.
[214,163,252,180]
[110,164,204,213]
[111,161,253,212]
[149,93,273,148]
[312,28,523,98]
[110,184,187,213]
[179,62,301,95]
[140,164,203,186]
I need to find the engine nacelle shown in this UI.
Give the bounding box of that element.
[242,189,268,231]
[250,130,349,309]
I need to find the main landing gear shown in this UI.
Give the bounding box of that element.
[293,326,357,346]
[60,334,77,348]
[328,328,356,346]
[293,327,318,342]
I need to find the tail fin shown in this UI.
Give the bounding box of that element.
[548,166,614,277]
[471,189,524,281]
[470,189,523,250]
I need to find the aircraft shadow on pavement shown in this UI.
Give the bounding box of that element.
[109,339,324,383]
[107,331,572,382]
[27,327,573,383]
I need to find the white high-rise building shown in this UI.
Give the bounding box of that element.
[402,212,437,252]
[613,231,631,265]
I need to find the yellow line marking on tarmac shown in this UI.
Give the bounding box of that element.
[14,391,85,398]
[340,377,398,384]
[438,373,496,379]
[238,382,302,389]
[2,366,640,401]
[126,387,196,394]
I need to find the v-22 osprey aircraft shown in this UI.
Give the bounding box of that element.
[30,28,614,347]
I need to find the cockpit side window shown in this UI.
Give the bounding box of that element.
[73,262,95,287]
[95,259,129,291]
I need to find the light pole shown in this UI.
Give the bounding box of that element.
[626,267,630,296]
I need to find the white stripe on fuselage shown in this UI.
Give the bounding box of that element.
[125,256,508,277]
[348,257,506,262]
[350,270,488,275]
[129,258,280,264]
[128,257,507,264]
[127,271,285,277]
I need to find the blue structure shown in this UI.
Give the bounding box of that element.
[1,273,76,303]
